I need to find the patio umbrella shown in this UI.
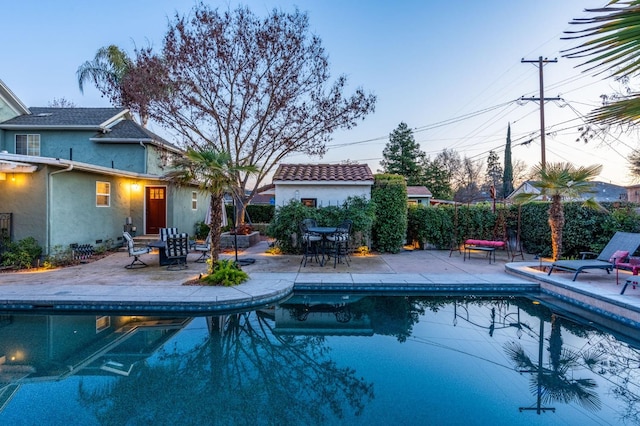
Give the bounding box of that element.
[205,197,228,227]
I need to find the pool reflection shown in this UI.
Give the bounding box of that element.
[0,296,638,425]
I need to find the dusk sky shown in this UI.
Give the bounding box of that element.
[4,0,631,185]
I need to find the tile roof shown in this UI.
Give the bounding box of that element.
[407,186,432,196]
[273,163,374,182]
[0,107,127,127]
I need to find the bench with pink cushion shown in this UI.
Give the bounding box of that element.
[463,239,506,264]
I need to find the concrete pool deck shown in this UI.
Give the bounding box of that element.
[0,241,639,326]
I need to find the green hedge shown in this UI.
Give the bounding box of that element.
[406,201,640,258]
[372,174,407,253]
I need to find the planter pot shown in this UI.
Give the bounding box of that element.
[220,231,261,249]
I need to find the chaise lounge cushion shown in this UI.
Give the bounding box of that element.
[609,250,629,264]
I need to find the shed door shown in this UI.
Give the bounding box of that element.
[145,186,166,235]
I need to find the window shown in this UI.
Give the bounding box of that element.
[15,134,40,156]
[95,316,110,332]
[192,191,198,210]
[301,198,317,208]
[149,188,165,200]
[96,181,111,207]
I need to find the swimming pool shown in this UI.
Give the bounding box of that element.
[0,295,637,425]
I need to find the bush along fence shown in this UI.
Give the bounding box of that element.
[407,201,640,259]
[267,196,375,254]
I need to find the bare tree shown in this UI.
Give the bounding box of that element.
[48,97,76,108]
[124,4,376,223]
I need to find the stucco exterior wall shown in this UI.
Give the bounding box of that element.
[49,171,132,250]
[165,186,209,238]
[274,182,371,207]
[1,130,147,173]
[0,169,47,246]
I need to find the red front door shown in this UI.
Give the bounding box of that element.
[145,186,167,235]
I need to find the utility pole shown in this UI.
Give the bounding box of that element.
[521,56,560,171]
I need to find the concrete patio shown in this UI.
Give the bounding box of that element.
[0,241,638,328]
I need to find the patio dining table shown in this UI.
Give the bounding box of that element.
[306,226,338,266]
[148,240,169,266]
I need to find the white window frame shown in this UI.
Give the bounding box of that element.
[96,181,111,207]
[15,134,40,156]
[192,191,198,210]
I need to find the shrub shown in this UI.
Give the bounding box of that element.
[372,174,407,253]
[267,197,375,254]
[200,259,249,286]
[0,237,42,270]
[246,205,275,223]
[194,221,210,239]
[42,245,76,269]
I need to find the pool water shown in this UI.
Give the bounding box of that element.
[0,295,638,425]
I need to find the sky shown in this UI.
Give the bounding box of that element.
[3,0,634,186]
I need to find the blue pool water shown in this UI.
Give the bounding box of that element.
[0,295,638,425]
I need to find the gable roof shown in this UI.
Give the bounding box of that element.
[91,120,183,153]
[0,107,128,129]
[273,163,373,182]
[0,78,29,117]
[407,185,432,197]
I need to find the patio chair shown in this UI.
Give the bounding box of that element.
[166,233,189,270]
[547,231,640,281]
[159,227,178,242]
[299,222,322,266]
[193,233,211,263]
[326,219,353,268]
[123,231,151,269]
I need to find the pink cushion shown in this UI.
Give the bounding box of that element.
[610,250,629,264]
[465,239,505,248]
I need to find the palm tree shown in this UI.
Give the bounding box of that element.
[563,1,640,125]
[529,162,603,260]
[164,149,257,270]
[77,45,150,127]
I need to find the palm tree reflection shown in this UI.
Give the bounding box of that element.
[79,311,374,425]
[504,313,602,414]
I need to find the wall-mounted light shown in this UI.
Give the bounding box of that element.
[10,174,15,182]
[131,182,140,191]
[295,190,300,200]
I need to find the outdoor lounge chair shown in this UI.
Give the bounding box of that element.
[123,231,151,269]
[547,231,640,281]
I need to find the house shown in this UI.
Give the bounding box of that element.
[407,185,432,205]
[506,180,627,203]
[626,184,640,203]
[0,79,208,254]
[250,183,275,205]
[272,163,374,207]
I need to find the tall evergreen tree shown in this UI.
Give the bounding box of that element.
[503,123,514,197]
[380,122,423,185]
[421,157,453,199]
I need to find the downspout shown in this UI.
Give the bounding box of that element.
[139,141,147,174]
[47,163,73,255]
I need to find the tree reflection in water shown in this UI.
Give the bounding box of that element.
[73,295,640,424]
[79,311,374,425]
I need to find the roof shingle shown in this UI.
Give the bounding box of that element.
[0,107,126,127]
[273,164,373,182]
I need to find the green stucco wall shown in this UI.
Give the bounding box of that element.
[49,170,132,250]
[166,186,209,238]
[1,130,148,173]
[0,169,47,246]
